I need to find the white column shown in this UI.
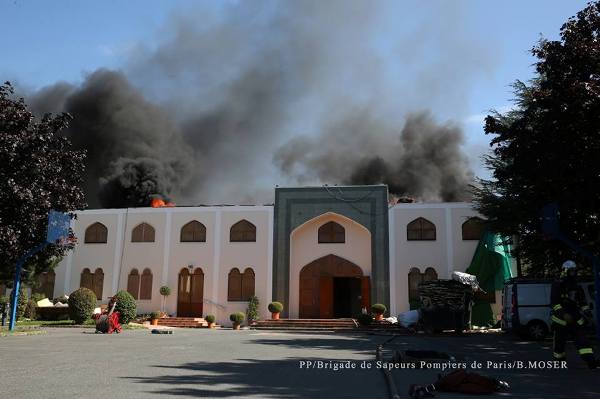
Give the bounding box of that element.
[212,209,222,306]
[64,250,74,294]
[63,216,75,294]
[388,208,397,316]
[267,208,274,303]
[112,212,125,293]
[161,211,172,286]
[445,207,454,278]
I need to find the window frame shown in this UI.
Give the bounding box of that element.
[317,221,346,244]
[229,220,257,242]
[407,217,437,241]
[84,222,108,244]
[180,220,207,243]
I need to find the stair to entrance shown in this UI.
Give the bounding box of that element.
[156,317,212,328]
[251,318,358,331]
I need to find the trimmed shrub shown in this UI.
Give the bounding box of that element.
[150,310,161,319]
[268,301,283,313]
[371,304,387,314]
[159,286,171,296]
[68,288,97,324]
[229,312,245,324]
[113,290,137,324]
[357,313,373,326]
[205,314,216,323]
[247,295,259,322]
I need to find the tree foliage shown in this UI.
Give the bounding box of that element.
[0,82,86,285]
[473,2,600,276]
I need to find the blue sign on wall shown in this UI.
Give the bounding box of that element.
[46,210,71,244]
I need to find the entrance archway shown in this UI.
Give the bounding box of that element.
[299,254,370,318]
[177,267,204,317]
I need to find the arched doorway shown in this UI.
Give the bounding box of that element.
[177,267,204,317]
[299,254,370,319]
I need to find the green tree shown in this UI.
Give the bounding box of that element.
[473,2,600,276]
[0,82,86,286]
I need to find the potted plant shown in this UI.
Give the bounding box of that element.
[230,312,245,330]
[268,301,283,320]
[371,304,387,321]
[150,310,161,326]
[205,314,216,328]
[159,286,171,313]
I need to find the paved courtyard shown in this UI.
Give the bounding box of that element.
[0,328,597,398]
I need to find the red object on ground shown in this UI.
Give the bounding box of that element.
[93,297,122,334]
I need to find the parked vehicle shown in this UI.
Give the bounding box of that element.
[501,278,596,340]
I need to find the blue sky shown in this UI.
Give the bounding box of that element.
[0,0,592,179]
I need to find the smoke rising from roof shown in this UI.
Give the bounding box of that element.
[24,1,490,207]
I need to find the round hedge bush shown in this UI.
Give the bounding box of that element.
[230,312,245,324]
[268,301,283,313]
[205,314,216,323]
[371,303,387,314]
[113,290,137,324]
[150,310,161,319]
[159,286,171,296]
[356,313,373,326]
[68,288,97,324]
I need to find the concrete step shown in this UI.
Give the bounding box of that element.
[251,318,358,331]
[156,317,210,328]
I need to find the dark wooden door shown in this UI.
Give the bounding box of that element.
[177,268,204,317]
[319,277,334,318]
[299,254,363,318]
[361,276,371,311]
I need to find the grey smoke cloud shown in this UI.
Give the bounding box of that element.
[24,0,490,207]
[274,111,473,201]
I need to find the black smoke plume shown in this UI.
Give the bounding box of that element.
[274,111,473,201]
[24,1,489,206]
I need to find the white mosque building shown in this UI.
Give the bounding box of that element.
[40,186,497,325]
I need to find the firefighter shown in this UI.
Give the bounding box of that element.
[550,260,597,369]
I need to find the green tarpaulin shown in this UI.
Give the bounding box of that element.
[465,231,513,327]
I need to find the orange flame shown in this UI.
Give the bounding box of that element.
[151,198,166,208]
[150,198,176,208]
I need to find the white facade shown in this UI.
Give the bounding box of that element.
[53,201,496,325]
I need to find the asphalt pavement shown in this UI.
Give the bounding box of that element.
[0,328,597,399]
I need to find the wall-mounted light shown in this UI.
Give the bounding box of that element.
[187,264,194,272]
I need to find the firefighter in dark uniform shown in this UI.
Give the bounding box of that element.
[550,260,597,368]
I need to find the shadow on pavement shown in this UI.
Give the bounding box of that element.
[123,357,383,398]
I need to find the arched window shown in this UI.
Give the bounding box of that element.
[408,268,422,309]
[228,267,255,301]
[228,268,242,301]
[132,222,155,242]
[423,267,438,282]
[462,217,485,241]
[140,268,153,300]
[407,217,436,241]
[84,222,108,244]
[408,267,439,309]
[92,268,104,300]
[35,270,56,299]
[180,220,206,242]
[318,221,345,243]
[127,269,140,299]
[241,268,255,299]
[230,220,256,242]
[80,268,93,291]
